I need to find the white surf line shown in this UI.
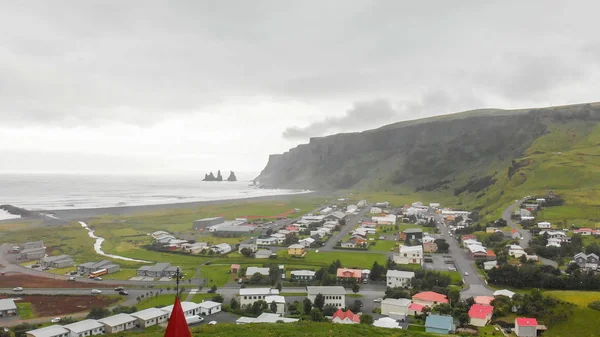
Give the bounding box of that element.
[79,221,151,263]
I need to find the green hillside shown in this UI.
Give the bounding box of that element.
[127,322,436,337]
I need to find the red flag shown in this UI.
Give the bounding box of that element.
[164,297,191,337]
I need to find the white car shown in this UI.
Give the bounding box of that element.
[464,272,469,276]
[208,321,217,325]
[13,287,23,292]
[50,317,61,323]
[373,298,383,303]
[91,289,102,294]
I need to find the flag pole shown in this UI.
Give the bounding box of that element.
[176,266,180,299]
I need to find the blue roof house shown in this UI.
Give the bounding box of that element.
[425,314,455,334]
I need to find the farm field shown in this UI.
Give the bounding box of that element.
[0,295,119,317]
[545,290,600,337]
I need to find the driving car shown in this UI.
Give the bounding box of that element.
[464,272,469,276]
[13,287,23,292]
[67,276,76,281]
[119,290,129,296]
[91,289,102,294]
[50,317,61,323]
[94,277,102,281]
[208,321,217,325]
[114,287,124,291]
[373,298,383,303]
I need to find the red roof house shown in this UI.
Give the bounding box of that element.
[474,296,494,306]
[468,304,493,327]
[230,264,240,273]
[461,234,477,242]
[412,291,449,307]
[515,317,538,337]
[332,309,360,324]
[337,268,362,280]
[408,302,425,315]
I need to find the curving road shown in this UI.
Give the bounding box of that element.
[501,199,558,267]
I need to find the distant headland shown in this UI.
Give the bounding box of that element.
[203,170,237,182]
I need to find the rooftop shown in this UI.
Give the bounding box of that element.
[381,298,411,307]
[239,288,279,296]
[469,304,494,319]
[130,308,168,321]
[246,267,270,276]
[291,270,316,276]
[264,295,286,303]
[386,270,415,278]
[161,301,201,315]
[97,313,136,326]
[404,228,423,234]
[336,268,362,278]
[426,314,454,331]
[516,317,538,327]
[332,309,360,323]
[288,244,304,249]
[413,291,449,303]
[408,303,425,312]
[26,325,70,337]
[399,245,423,253]
[307,286,346,296]
[199,300,222,309]
[63,319,104,333]
[373,317,402,329]
[0,299,17,311]
[493,289,515,298]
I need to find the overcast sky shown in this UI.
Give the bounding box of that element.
[1,1,599,175]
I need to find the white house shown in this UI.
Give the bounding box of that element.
[483,260,498,270]
[291,270,316,281]
[246,266,270,277]
[298,237,315,248]
[63,319,105,337]
[381,298,411,317]
[0,299,17,317]
[372,214,397,225]
[264,295,286,314]
[161,302,202,318]
[547,238,562,248]
[320,207,333,215]
[537,221,552,229]
[386,270,415,288]
[370,207,382,214]
[306,286,346,309]
[198,301,222,316]
[97,314,137,334]
[130,308,169,328]
[508,245,526,258]
[256,237,278,245]
[236,313,298,324]
[393,245,423,265]
[26,325,70,337]
[210,243,232,254]
[239,288,280,307]
[346,205,358,214]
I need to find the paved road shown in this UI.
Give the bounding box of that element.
[431,212,493,298]
[322,207,369,251]
[501,200,558,267]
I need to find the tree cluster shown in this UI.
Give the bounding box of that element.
[487,263,600,290]
[492,290,573,326]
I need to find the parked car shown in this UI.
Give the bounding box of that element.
[50,318,61,323]
[94,277,102,281]
[119,291,129,296]
[13,287,23,292]
[31,264,40,269]
[373,298,383,303]
[91,289,102,294]
[208,321,217,325]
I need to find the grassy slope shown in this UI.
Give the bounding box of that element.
[545,291,600,337]
[127,322,437,337]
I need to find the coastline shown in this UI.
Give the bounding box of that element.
[41,191,323,222]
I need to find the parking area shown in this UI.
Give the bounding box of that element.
[424,253,456,271]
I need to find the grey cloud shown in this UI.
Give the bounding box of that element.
[282,91,485,140]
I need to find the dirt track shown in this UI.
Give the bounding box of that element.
[0,273,115,288]
[0,294,118,317]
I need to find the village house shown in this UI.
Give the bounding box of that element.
[130,308,169,328]
[408,303,426,316]
[264,295,286,314]
[287,244,306,257]
[346,205,358,214]
[393,245,423,265]
[291,270,316,281]
[78,260,120,274]
[403,228,424,242]
[23,240,44,250]
[386,270,415,288]
[573,252,599,270]
[469,304,493,327]
[483,260,498,270]
[97,314,137,334]
[425,314,455,335]
[0,299,17,317]
[193,217,225,230]
[537,221,552,229]
[423,241,438,253]
[210,243,232,254]
[474,296,494,306]
[41,255,75,268]
[136,263,178,278]
[370,207,382,214]
[161,301,202,318]
[19,247,46,260]
[511,229,521,239]
[324,211,346,222]
[239,243,258,253]
[337,268,363,282]
[298,237,315,248]
[246,266,270,277]
[331,309,360,324]
[63,319,105,337]
[493,289,515,299]
[255,249,273,259]
[412,291,448,307]
[256,237,278,245]
[381,298,411,317]
[239,288,280,307]
[181,242,208,253]
[198,301,222,316]
[573,228,594,235]
[372,214,397,225]
[508,245,526,258]
[468,245,496,261]
[236,313,298,324]
[26,325,70,337]
[515,317,538,337]
[307,286,346,309]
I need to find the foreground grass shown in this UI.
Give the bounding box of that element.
[126,322,434,337]
[545,290,600,337]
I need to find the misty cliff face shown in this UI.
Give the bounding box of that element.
[257,112,550,190]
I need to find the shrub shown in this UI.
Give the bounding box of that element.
[588,301,600,311]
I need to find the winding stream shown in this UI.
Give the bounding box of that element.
[79,221,150,263]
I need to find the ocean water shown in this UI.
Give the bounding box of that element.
[0,173,308,211]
